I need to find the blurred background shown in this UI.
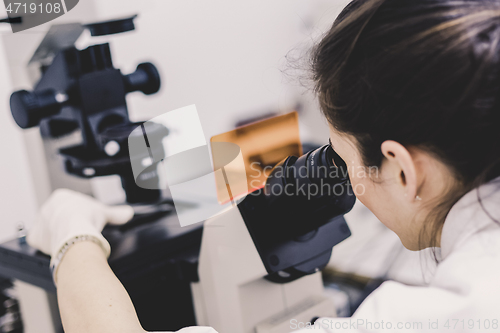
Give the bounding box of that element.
[0,1,436,332]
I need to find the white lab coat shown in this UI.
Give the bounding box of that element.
[166,178,500,333]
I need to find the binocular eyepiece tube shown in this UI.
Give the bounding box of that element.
[264,144,352,210]
[240,144,356,281]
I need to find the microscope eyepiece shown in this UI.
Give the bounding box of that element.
[295,144,348,187]
[264,144,350,203]
[261,144,355,238]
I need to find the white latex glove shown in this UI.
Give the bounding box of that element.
[27,188,134,265]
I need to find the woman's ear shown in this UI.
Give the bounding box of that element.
[380,140,418,202]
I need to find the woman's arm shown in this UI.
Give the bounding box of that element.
[27,189,217,333]
[26,189,148,333]
[56,241,146,333]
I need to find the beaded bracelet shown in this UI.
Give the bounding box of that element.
[50,235,103,285]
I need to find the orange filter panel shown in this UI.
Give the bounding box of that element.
[211,112,302,204]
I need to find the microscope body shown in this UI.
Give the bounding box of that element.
[192,183,353,333]
[193,206,334,333]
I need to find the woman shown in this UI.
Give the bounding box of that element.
[28,0,500,332]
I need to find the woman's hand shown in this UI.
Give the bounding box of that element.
[27,188,134,280]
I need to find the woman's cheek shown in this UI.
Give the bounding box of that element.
[347,169,377,210]
[345,161,367,197]
[350,175,368,200]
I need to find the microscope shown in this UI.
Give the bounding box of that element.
[192,144,355,333]
[0,15,356,333]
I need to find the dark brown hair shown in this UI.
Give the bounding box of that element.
[311,0,500,249]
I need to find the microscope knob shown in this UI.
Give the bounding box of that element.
[124,62,161,95]
[10,90,67,129]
